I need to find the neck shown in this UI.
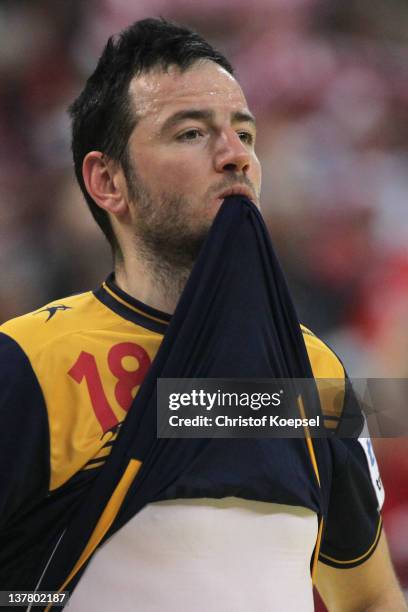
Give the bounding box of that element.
[114,252,192,315]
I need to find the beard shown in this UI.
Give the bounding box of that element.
[124,160,211,301]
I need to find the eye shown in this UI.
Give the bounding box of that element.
[177,129,205,141]
[237,131,255,145]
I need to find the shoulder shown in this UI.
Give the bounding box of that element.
[300,324,344,379]
[0,290,107,354]
[300,324,347,428]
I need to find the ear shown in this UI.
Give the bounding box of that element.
[82,151,128,217]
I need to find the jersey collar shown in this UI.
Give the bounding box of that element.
[94,273,171,334]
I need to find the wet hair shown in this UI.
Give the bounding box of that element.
[69,17,234,256]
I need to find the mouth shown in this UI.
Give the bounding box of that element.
[216,186,255,203]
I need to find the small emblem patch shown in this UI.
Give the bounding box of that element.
[35,305,72,322]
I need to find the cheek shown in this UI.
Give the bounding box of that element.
[161,160,208,196]
[138,153,201,191]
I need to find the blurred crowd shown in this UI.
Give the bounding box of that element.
[0,0,407,600]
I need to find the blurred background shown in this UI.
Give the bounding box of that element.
[0,0,406,605]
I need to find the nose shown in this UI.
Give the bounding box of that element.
[213,129,251,174]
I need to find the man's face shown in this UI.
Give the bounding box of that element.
[122,60,262,267]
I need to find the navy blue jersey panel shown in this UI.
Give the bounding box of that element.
[319,437,382,567]
[0,469,99,592]
[155,438,322,510]
[0,332,51,593]
[0,333,50,528]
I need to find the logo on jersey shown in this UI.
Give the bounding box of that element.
[35,304,72,322]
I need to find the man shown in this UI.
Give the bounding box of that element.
[0,17,406,611]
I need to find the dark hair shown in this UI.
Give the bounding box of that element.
[69,17,234,256]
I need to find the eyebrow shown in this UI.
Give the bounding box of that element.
[159,108,256,136]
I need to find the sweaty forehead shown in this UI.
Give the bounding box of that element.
[128,60,249,122]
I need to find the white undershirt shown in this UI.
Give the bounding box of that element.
[70,498,318,611]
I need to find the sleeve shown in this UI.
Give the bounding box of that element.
[0,332,50,530]
[319,376,384,568]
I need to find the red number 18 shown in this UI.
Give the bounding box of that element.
[68,342,151,433]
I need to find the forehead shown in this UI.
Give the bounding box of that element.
[128,60,250,124]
